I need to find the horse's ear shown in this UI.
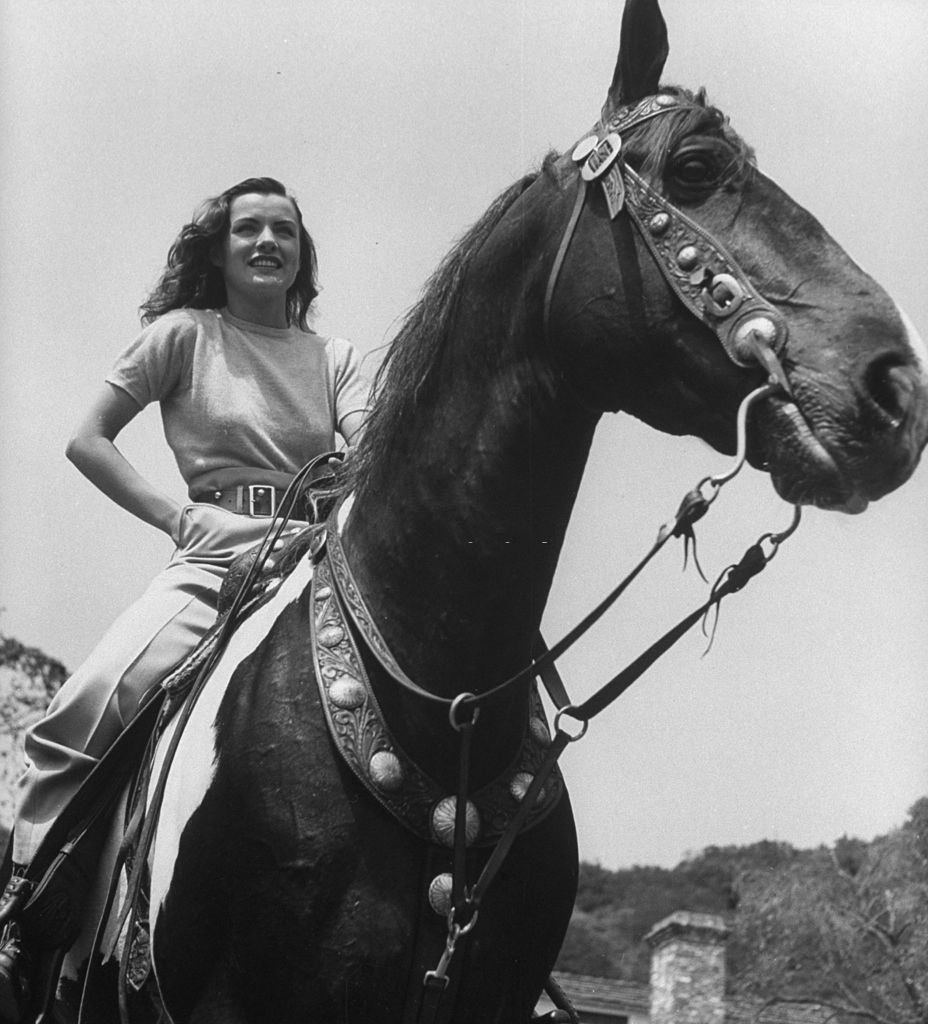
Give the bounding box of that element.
[602,0,669,121]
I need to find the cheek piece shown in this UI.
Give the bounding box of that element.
[544,93,793,400]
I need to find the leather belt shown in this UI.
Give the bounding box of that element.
[191,484,286,517]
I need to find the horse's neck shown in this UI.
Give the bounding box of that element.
[344,347,598,699]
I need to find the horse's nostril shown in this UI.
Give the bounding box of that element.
[863,354,916,427]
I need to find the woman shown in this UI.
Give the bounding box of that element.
[0,177,369,1020]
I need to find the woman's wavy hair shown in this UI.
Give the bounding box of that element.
[140,177,319,329]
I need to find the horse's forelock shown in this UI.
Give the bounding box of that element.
[626,86,756,181]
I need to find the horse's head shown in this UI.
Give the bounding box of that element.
[546,0,928,512]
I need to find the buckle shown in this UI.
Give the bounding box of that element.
[246,485,276,517]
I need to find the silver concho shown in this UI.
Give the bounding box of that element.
[571,135,599,163]
[328,676,366,709]
[509,771,544,804]
[369,750,405,792]
[430,796,481,848]
[317,624,345,648]
[581,132,622,182]
[428,873,454,917]
[676,245,700,271]
[648,212,671,236]
[529,716,551,747]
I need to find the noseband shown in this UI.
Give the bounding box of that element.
[544,92,792,395]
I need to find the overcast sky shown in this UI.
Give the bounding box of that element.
[1,0,926,869]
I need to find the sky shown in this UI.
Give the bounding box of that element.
[1,0,926,870]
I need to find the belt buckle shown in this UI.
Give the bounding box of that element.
[247,485,276,517]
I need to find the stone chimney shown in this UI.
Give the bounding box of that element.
[645,911,729,1024]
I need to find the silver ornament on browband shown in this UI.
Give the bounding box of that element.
[581,133,623,182]
[571,136,599,163]
[604,92,686,134]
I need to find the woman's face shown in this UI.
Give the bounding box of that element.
[213,192,301,320]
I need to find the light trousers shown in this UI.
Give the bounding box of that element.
[13,503,294,864]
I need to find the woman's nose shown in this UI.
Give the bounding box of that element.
[256,226,277,248]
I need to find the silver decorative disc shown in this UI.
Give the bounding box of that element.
[315,585,332,600]
[317,624,345,648]
[427,873,454,917]
[676,245,700,270]
[529,715,551,747]
[509,772,535,803]
[369,750,405,792]
[648,212,671,236]
[430,796,481,848]
[571,135,598,163]
[328,676,366,709]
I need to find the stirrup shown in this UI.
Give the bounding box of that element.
[0,878,34,930]
[0,922,32,1024]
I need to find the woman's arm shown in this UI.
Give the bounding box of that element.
[65,383,183,541]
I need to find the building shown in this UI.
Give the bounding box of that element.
[538,911,828,1024]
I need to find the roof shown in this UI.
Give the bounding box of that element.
[552,972,650,1015]
[725,995,833,1024]
[551,973,832,1024]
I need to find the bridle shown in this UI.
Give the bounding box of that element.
[543,91,793,395]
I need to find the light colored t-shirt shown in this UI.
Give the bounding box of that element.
[107,308,369,488]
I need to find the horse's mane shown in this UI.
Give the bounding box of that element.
[351,163,553,484]
[348,87,753,492]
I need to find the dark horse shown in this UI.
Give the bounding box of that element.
[57,1,928,1021]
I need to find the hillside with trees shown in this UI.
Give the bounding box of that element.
[0,634,67,834]
[556,802,928,1024]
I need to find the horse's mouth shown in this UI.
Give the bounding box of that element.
[754,394,870,514]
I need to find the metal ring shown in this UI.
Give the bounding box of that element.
[448,692,480,732]
[553,705,589,742]
[696,475,722,506]
[759,504,803,558]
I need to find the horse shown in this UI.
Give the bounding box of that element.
[48,0,928,1021]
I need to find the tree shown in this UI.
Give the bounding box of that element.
[0,634,67,835]
[732,802,928,1024]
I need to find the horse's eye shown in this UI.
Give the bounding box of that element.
[670,153,717,187]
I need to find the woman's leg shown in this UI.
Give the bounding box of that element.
[13,562,219,865]
[12,504,282,865]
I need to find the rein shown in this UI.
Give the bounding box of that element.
[326,391,801,1022]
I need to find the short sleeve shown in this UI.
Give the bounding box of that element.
[329,337,371,429]
[105,312,197,408]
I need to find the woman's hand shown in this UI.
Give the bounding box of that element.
[66,383,182,538]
